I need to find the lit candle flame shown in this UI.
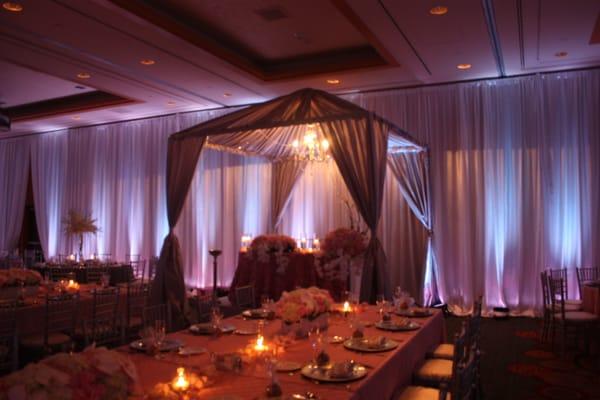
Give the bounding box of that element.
[173,367,190,392]
[343,301,351,312]
[254,335,267,352]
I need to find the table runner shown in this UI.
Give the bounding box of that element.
[125,307,444,399]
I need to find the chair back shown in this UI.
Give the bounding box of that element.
[50,269,74,281]
[129,260,146,282]
[0,301,18,373]
[195,294,213,323]
[576,267,599,296]
[45,293,78,346]
[548,268,569,299]
[143,303,171,333]
[451,344,479,400]
[540,271,550,310]
[126,283,149,329]
[235,285,255,309]
[84,287,120,346]
[548,276,567,320]
[85,268,107,284]
[467,298,482,349]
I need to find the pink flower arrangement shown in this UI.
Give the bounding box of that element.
[0,346,138,400]
[321,228,367,259]
[250,234,296,255]
[275,287,334,323]
[0,268,42,288]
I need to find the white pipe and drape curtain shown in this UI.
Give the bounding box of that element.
[346,69,600,314]
[0,137,30,253]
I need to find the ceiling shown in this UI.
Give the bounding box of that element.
[0,0,599,136]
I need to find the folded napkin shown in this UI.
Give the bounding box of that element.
[330,361,354,378]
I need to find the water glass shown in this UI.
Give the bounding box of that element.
[211,306,223,332]
[154,319,166,348]
[100,273,110,288]
[308,327,322,362]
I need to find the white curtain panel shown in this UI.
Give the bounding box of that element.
[0,137,30,253]
[30,130,68,258]
[279,160,428,300]
[175,149,271,288]
[345,69,600,315]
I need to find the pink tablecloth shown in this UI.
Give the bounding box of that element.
[125,307,445,399]
[229,252,346,304]
[582,285,600,316]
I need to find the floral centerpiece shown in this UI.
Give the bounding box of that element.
[276,287,333,338]
[0,268,43,300]
[0,268,42,288]
[248,234,297,274]
[62,209,100,259]
[320,228,367,258]
[0,346,138,399]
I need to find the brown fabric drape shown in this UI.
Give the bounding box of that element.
[150,136,206,321]
[387,152,433,303]
[271,160,307,231]
[320,115,389,302]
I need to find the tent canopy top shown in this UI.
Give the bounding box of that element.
[171,88,425,160]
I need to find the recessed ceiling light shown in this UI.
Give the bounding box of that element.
[326,79,340,85]
[140,59,155,65]
[555,51,568,58]
[429,6,448,15]
[72,116,81,120]
[74,85,86,90]
[223,93,232,98]
[2,2,23,12]
[166,101,176,106]
[457,63,472,70]
[77,72,91,79]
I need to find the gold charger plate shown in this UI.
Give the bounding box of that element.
[300,363,368,383]
[343,337,399,353]
[375,320,420,331]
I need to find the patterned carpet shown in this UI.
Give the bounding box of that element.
[445,316,600,400]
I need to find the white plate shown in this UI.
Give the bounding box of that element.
[395,308,433,318]
[375,321,420,331]
[189,323,235,335]
[178,346,207,356]
[234,328,259,335]
[242,309,274,319]
[343,338,399,353]
[300,363,368,382]
[275,361,302,372]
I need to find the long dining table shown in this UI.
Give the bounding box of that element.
[124,306,445,399]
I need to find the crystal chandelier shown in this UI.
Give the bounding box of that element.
[291,124,330,162]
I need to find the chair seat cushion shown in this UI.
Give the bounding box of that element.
[397,386,449,400]
[555,311,599,322]
[415,359,453,381]
[565,299,583,306]
[21,332,71,348]
[431,343,454,360]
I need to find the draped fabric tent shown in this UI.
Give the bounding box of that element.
[151,88,431,320]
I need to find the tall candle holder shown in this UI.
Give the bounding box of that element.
[208,249,222,306]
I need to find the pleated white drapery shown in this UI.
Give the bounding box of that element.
[346,69,600,315]
[0,138,30,253]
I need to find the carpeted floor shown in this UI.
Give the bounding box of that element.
[445,316,600,400]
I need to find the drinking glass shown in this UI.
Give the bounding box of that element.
[100,273,110,288]
[308,327,322,363]
[154,319,166,349]
[211,306,223,332]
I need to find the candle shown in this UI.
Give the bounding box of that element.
[172,367,190,392]
[253,335,268,352]
[300,238,307,249]
[68,254,75,261]
[313,238,320,249]
[90,253,95,260]
[343,301,351,312]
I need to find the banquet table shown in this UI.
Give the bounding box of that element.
[582,284,600,316]
[124,307,445,399]
[32,263,133,285]
[15,284,128,336]
[229,251,344,305]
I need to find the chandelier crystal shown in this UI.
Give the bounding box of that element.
[291,124,330,162]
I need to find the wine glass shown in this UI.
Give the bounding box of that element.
[154,319,166,350]
[308,327,322,363]
[211,306,223,333]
